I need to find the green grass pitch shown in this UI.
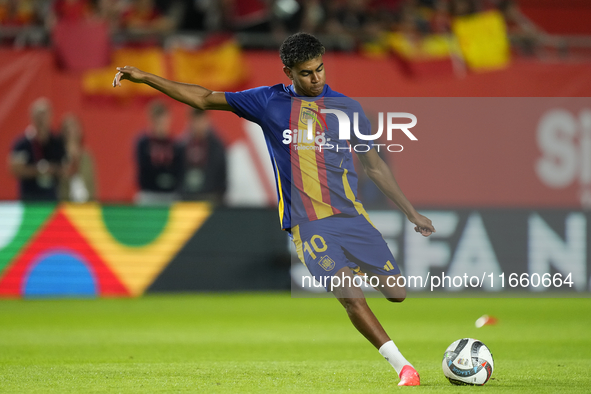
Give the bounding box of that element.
[0,294,589,393]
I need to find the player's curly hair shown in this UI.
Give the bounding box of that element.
[279,33,325,68]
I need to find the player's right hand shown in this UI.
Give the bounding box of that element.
[112,66,144,87]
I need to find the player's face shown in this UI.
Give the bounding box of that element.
[284,56,326,97]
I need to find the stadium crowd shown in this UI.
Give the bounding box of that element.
[0,0,542,51]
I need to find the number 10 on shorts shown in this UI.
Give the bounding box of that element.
[303,235,327,260]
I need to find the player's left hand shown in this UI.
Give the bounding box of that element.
[410,213,435,237]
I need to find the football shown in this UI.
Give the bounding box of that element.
[442,338,494,385]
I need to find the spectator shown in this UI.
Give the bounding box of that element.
[393,0,435,36]
[449,0,477,17]
[120,0,174,38]
[178,107,227,204]
[220,0,271,33]
[298,0,325,34]
[135,100,183,205]
[0,0,46,46]
[8,97,65,201]
[430,0,451,34]
[177,0,211,32]
[0,0,42,27]
[322,0,402,44]
[324,0,371,37]
[47,0,93,27]
[58,114,97,202]
[495,0,556,57]
[95,0,124,34]
[177,0,221,32]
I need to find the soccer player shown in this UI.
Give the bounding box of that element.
[113,32,435,386]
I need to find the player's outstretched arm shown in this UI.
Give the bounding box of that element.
[112,66,233,111]
[358,149,435,237]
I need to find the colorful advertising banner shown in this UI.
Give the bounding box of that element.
[0,202,211,298]
[291,209,589,296]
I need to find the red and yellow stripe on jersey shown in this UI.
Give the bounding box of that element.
[289,98,341,222]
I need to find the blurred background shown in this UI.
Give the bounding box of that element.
[0,0,590,297]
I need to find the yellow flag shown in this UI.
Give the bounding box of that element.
[452,10,510,71]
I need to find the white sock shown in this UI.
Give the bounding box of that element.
[378,340,412,375]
